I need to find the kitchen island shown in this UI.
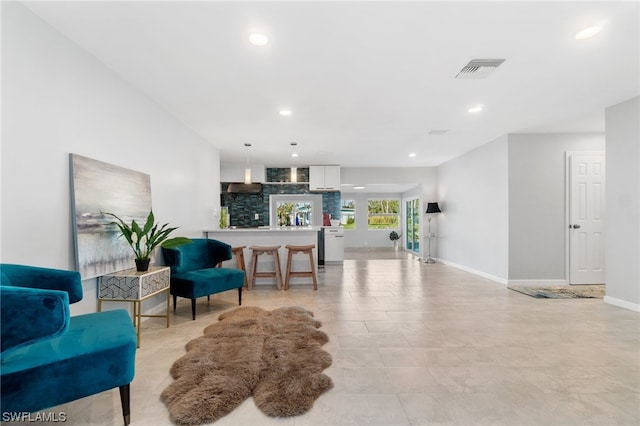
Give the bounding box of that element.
[204,227,321,288]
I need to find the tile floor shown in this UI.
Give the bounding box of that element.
[16,249,640,425]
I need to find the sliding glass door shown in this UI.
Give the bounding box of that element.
[405,198,420,253]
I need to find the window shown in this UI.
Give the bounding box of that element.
[340,199,356,229]
[276,202,312,227]
[269,194,322,227]
[367,199,400,229]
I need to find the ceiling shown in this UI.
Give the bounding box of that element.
[23,1,639,170]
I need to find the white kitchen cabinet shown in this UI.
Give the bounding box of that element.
[309,165,340,191]
[323,226,344,262]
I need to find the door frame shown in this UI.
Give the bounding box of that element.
[564,150,605,285]
[404,196,421,254]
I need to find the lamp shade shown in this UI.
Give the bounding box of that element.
[425,202,441,214]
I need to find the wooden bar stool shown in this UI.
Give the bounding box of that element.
[284,244,318,290]
[217,246,248,289]
[249,245,283,290]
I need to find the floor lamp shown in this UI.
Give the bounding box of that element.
[424,202,441,264]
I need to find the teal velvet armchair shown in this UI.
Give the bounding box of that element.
[162,238,245,320]
[0,264,137,425]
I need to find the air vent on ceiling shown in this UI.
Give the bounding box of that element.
[455,59,505,79]
[428,129,449,135]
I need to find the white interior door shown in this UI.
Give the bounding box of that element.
[569,153,605,284]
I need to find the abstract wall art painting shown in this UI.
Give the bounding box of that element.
[70,154,152,279]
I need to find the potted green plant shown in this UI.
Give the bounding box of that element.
[105,210,192,271]
[389,231,401,251]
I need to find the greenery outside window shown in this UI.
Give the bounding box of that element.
[276,202,312,227]
[340,199,355,229]
[367,199,400,229]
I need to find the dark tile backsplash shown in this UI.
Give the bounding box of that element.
[266,167,310,183]
[221,168,340,227]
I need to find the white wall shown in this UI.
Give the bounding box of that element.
[437,136,509,282]
[508,133,605,281]
[1,3,220,314]
[604,96,640,311]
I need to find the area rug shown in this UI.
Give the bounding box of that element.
[161,306,333,425]
[508,285,605,299]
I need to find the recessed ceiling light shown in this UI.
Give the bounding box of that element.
[468,104,484,113]
[279,109,292,116]
[409,153,417,158]
[574,24,603,40]
[248,33,269,46]
[354,186,365,190]
[291,153,299,158]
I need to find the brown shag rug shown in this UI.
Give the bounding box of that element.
[161,306,333,425]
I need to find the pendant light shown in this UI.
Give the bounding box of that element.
[290,142,298,182]
[244,143,252,184]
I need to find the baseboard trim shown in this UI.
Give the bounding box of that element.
[436,259,508,285]
[507,279,567,287]
[604,296,640,312]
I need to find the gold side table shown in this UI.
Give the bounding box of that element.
[98,266,170,348]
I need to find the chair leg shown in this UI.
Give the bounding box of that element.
[249,252,259,290]
[119,384,131,426]
[284,250,293,290]
[274,250,283,290]
[309,250,318,290]
[207,295,210,302]
[172,295,177,311]
[191,299,196,320]
[238,287,242,305]
[237,251,248,288]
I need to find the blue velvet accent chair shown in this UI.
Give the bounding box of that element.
[162,238,244,320]
[0,264,137,425]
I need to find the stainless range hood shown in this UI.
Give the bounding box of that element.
[227,183,262,194]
